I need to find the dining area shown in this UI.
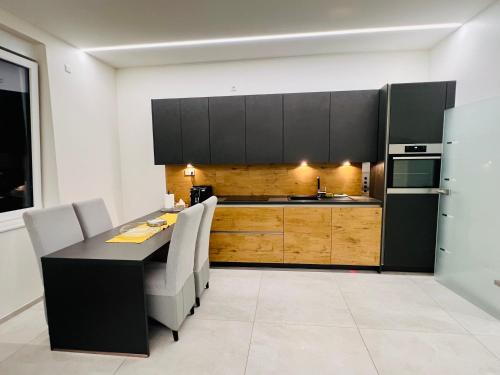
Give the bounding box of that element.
[22,196,217,357]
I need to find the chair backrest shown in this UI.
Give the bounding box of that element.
[194,196,217,272]
[165,204,204,296]
[72,198,113,239]
[23,204,84,277]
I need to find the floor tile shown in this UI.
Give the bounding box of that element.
[246,322,377,375]
[255,270,355,327]
[0,307,47,362]
[475,335,500,359]
[337,274,466,333]
[0,332,124,375]
[361,328,500,375]
[411,277,500,335]
[116,318,252,375]
[192,269,262,322]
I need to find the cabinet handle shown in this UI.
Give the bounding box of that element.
[437,189,450,195]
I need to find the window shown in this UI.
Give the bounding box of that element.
[0,48,41,232]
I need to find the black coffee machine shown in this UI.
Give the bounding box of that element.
[190,185,213,205]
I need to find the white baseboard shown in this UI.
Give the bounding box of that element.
[0,296,44,325]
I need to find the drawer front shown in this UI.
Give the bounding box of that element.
[284,207,331,264]
[212,207,284,232]
[209,233,284,263]
[331,207,382,266]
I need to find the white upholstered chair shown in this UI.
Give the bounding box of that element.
[144,203,204,341]
[72,198,113,239]
[23,204,85,320]
[194,196,217,307]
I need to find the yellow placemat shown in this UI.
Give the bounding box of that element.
[106,213,178,244]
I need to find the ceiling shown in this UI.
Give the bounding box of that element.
[0,0,494,67]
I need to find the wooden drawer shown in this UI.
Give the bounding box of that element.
[212,207,283,232]
[284,207,331,264]
[331,207,382,266]
[209,233,283,263]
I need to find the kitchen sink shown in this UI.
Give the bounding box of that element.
[288,195,320,200]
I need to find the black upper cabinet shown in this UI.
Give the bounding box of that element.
[389,82,448,144]
[283,92,330,163]
[209,96,246,164]
[378,85,389,161]
[246,94,283,164]
[180,97,210,164]
[330,90,379,162]
[151,99,182,164]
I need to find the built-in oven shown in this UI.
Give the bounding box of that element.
[387,143,442,194]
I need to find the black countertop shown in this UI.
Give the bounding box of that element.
[217,195,382,206]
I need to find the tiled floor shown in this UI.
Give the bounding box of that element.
[2,269,500,374]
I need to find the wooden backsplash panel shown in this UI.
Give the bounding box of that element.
[166,164,362,203]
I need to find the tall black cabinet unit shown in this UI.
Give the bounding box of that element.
[180,97,210,164]
[381,80,457,273]
[283,92,330,163]
[151,99,183,164]
[209,96,246,164]
[245,94,283,164]
[330,90,379,163]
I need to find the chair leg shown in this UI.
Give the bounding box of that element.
[172,330,179,342]
[205,281,209,289]
[196,297,201,307]
[190,306,195,315]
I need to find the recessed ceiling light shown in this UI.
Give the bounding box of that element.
[81,23,461,52]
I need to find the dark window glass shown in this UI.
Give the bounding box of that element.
[0,58,32,213]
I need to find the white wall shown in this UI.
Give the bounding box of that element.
[0,10,122,319]
[117,50,429,220]
[430,1,500,105]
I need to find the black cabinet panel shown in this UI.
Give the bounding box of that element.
[151,99,182,164]
[246,94,283,163]
[383,194,439,272]
[283,92,330,163]
[180,97,210,164]
[330,90,379,162]
[445,81,457,109]
[378,85,389,161]
[389,82,447,144]
[209,96,246,164]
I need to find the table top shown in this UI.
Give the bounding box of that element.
[43,210,174,262]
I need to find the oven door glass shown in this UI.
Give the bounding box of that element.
[391,158,440,188]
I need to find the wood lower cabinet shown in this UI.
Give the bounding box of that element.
[212,207,283,232]
[209,205,381,267]
[331,207,382,266]
[209,233,283,263]
[284,207,332,264]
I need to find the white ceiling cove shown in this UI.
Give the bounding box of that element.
[0,0,494,67]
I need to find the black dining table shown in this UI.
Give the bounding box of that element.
[41,210,174,357]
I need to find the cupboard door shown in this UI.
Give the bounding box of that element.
[212,207,283,232]
[151,99,182,164]
[330,90,379,162]
[246,94,283,163]
[284,207,331,264]
[209,233,284,263]
[389,82,447,144]
[331,207,382,266]
[180,97,210,164]
[209,96,246,164]
[283,92,330,163]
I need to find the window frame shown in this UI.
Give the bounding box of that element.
[0,48,41,232]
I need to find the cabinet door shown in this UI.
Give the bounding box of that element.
[209,96,246,164]
[330,90,379,162]
[180,97,210,164]
[383,194,439,272]
[151,99,182,164]
[209,233,284,263]
[283,92,330,163]
[284,207,331,264]
[245,94,283,163]
[331,207,381,266]
[389,82,447,144]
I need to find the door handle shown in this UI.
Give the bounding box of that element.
[437,188,450,195]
